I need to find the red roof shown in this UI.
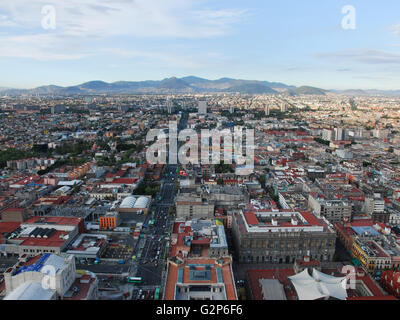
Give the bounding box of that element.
[192,238,211,245]
[244,212,259,226]
[0,221,21,233]
[300,211,323,227]
[111,178,136,184]
[24,216,81,226]
[19,230,68,247]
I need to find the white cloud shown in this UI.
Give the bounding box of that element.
[392,23,400,36]
[314,49,400,65]
[0,0,247,61]
[1,0,246,38]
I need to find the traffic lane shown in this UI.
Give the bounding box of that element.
[76,263,130,275]
[136,264,163,286]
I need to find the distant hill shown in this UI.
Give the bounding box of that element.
[289,86,328,96]
[225,83,278,94]
[2,77,399,96]
[333,89,368,96]
[159,77,192,90]
[1,77,287,96]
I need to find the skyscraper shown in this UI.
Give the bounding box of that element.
[265,105,270,116]
[334,127,345,141]
[198,100,207,115]
[166,98,174,114]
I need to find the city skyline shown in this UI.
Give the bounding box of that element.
[1,0,400,90]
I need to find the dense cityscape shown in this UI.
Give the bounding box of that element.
[0,90,400,301]
[1,0,400,312]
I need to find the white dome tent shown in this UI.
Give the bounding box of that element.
[289,268,348,300]
[119,196,137,209]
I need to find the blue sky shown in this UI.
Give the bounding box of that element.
[0,0,400,90]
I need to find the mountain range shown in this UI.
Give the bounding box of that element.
[1,77,399,96]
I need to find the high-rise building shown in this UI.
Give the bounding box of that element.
[198,100,207,115]
[322,129,334,141]
[265,105,270,116]
[334,127,345,141]
[166,98,174,114]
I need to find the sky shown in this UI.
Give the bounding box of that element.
[0,0,400,90]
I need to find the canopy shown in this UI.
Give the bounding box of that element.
[289,268,348,300]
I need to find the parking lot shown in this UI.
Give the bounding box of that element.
[102,245,133,260]
[101,234,136,261]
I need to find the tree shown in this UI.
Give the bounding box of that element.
[258,175,266,186]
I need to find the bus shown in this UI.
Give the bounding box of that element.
[154,288,160,300]
[127,277,142,284]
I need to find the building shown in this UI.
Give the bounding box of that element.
[163,256,237,300]
[0,216,84,257]
[1,208,29,223]
[170,219,229,259]
[176,194,215,219]
[265,105,270,116]
[336,149,353,160]
[118,195,151,215]
[65,233,108,259]
[232,210,336,264]
[322,129,334,141]
[198,100,207,115]
[247,265,393,300]
[279,192,308,211]
[365,196,389,223]
[2,253,98,300]
[334,127,346,141]
[99,212,120,230]
[166,98,174,114]
[293,255,321,273]
[380,270,400,298]
[308,193,352,224]
[176,186,247,219]
[352,238,392,273]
